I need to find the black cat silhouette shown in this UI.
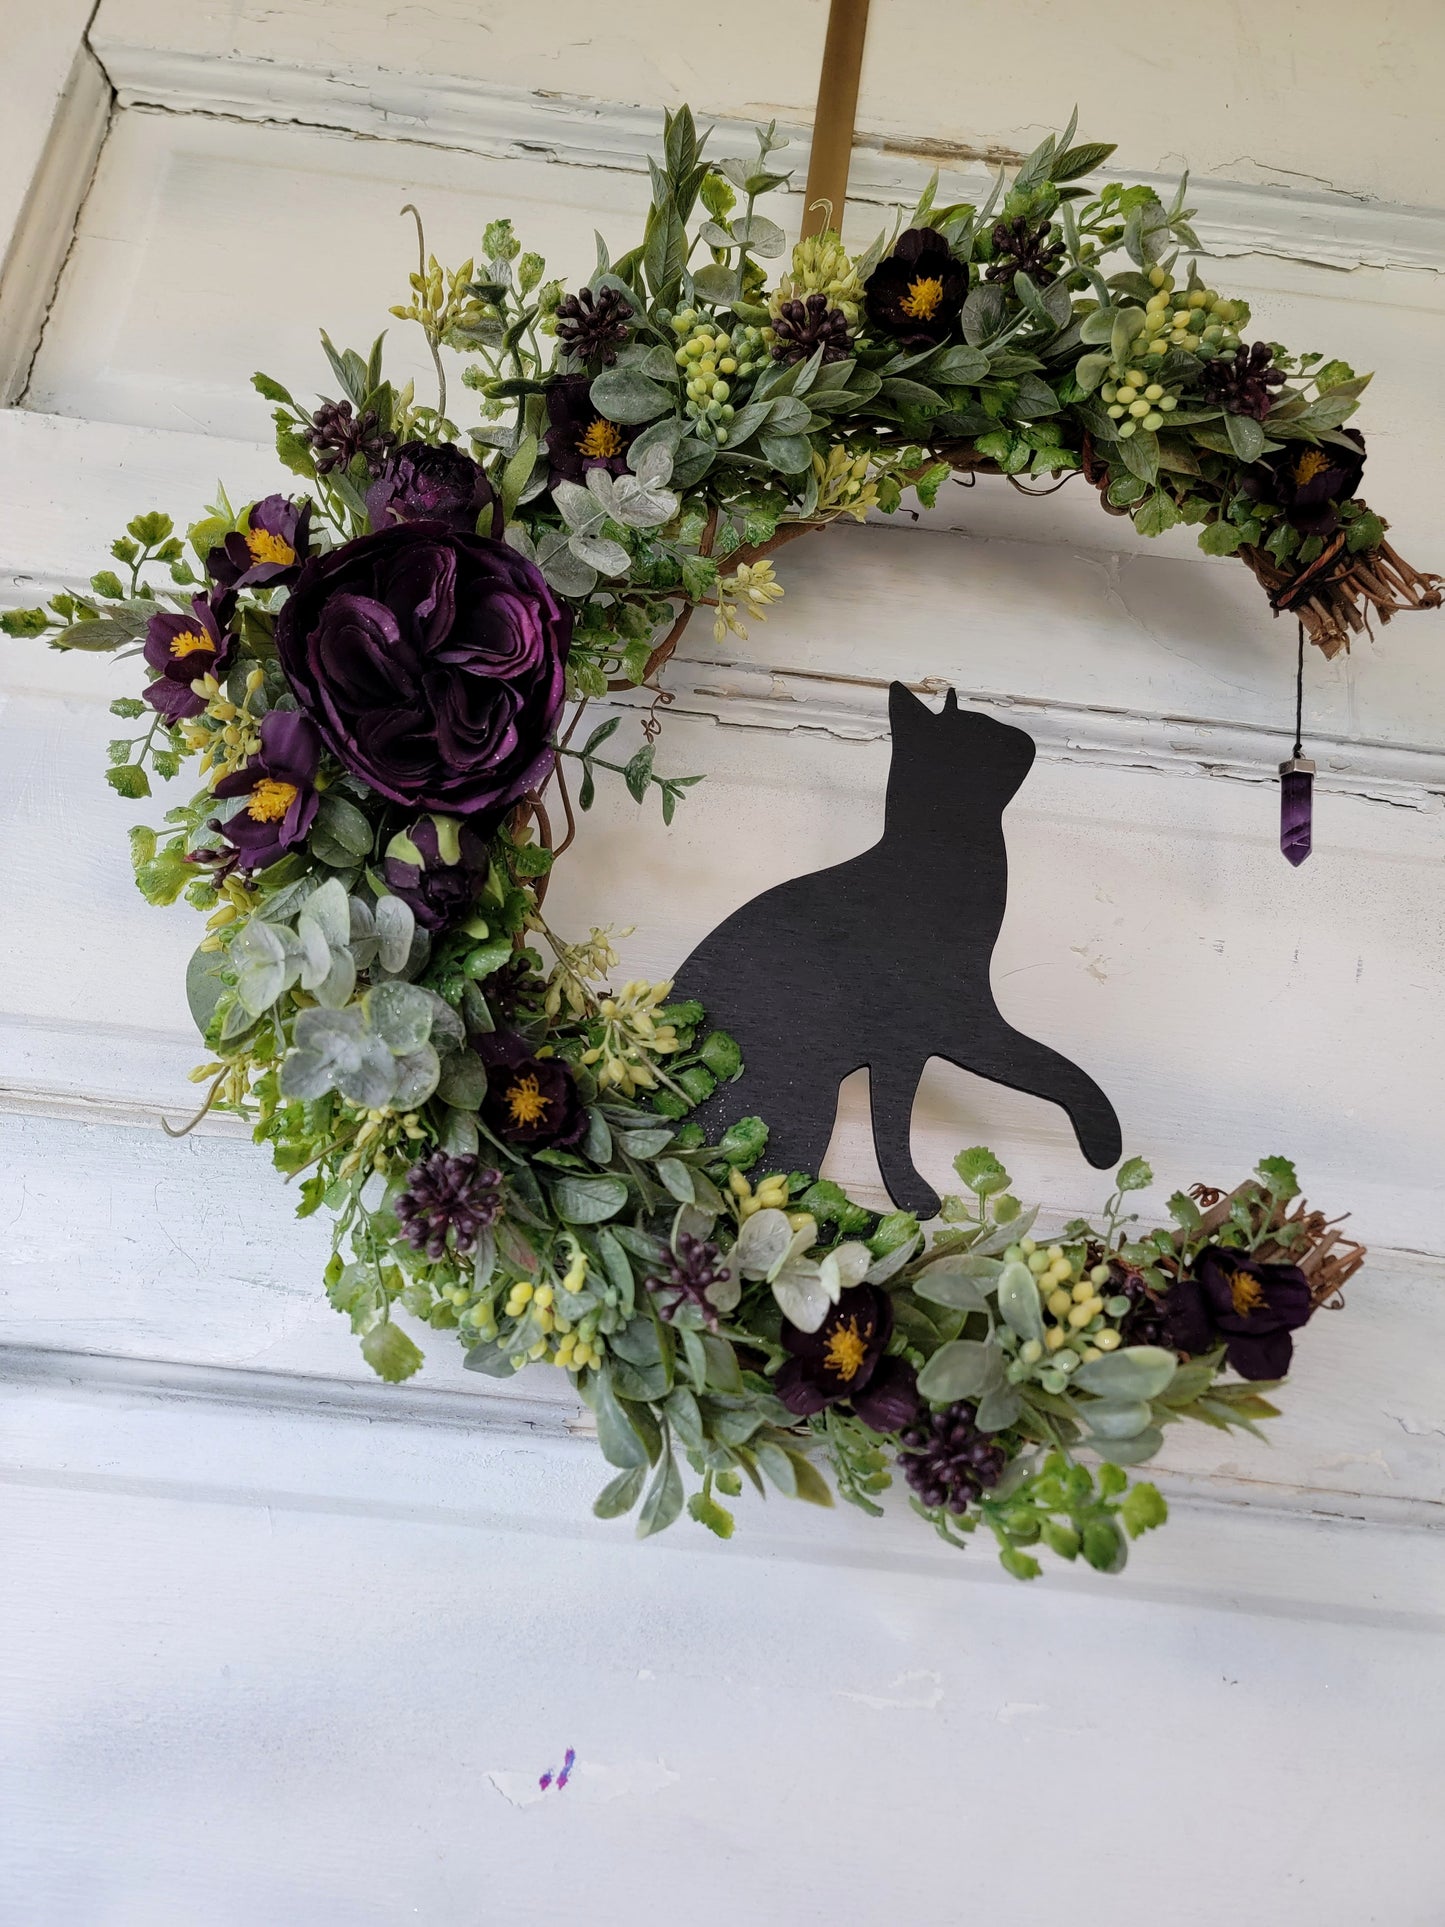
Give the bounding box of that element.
[676,682,1122,1217]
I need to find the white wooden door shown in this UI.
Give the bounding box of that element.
[2,6,1443,1921]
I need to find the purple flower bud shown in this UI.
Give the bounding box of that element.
[366,441,502,538]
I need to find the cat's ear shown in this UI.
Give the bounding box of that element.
[888,682,933,732]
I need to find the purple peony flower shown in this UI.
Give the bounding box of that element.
[142,595,234,720]
[543,375,635,485]
[208,495,312,594]
[274,524,569,819]
[366,441,502,538]
[212,709,322,870]
[1165,1243,1314,1381]
[775,1284,919,1433]
[478,1031,588,1150]
[382,814,489,932]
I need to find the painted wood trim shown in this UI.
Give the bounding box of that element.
[88,45,1445,275]
[0,45,113,404]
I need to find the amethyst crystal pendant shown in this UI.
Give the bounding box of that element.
[1279,756,1316,866]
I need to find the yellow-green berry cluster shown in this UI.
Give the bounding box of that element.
[475,1273,609,1374]
[1135,266,1246,366]
[1004,1236,1132,1394]
[1100,370,1178,438]
[669,311,766,444]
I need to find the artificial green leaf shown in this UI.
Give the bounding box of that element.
[687,1487,735,1537]
[590,1370,650,1469]
[589,365,674,425]
[551,1174,630,1223]
[996,1260,1045,1343]
[360,1320,425,1382]
[953,1145,1010,1195]
[917,1338,1002,1403]
[1073,1346,1177,1400]
[637,1450,685,1537]
[594,1464,647,1518]
[1120,1480,1168,1535]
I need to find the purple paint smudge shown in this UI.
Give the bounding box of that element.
[539,1747,577,1793]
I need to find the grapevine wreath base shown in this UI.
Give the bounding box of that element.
[8,112,1401,1577]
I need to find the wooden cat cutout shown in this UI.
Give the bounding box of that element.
[676,682,1122,1218]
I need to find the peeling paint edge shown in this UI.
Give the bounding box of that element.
[608,659,1445,811]
[90,49,1445,276]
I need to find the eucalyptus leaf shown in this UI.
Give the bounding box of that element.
[913,1266,990,1313]
[1072,1345,1178,1401]
[589,365,674,425]
[365,980,434,1055]
[390,1043,441,1109]
[917,1338,1003,1403]
[372,893,416,975]
[1084,1398,1155,1441]
[996,1260,1045,1343]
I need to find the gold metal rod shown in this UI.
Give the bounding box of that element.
[800,0,871,240]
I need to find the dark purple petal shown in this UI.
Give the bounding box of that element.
[1224,1326,1296,1381]
[774,1359,832,1417]
[144,677,206,720]
[1163,1274,1215,1356]
[852,1357,920,1434]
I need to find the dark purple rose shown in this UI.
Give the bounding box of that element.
[543,375,635,486]
[1243,429,1368,539]
[208,495,312,594]
[864,228,968,349]
[479,1032,588,1150]
[142,595,233,720]
[382,814,489,932]
[366,441,502,538]
[212,709,322,870]
[274,524,570,818]
[775,1284,919,1433]
[1165,1243,1313,1381]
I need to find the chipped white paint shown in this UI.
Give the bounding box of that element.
[89,0,1445,215]
[1,6,1444,1920]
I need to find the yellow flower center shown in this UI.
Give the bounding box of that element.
[169,627,213,659]
[1291,449,1331,487]
[1228,1269,1265,1318]
[245,528,297,568]
[246,778,299,822]
[506,1073,551,1127]
[900,275,944,321]
[578,417,625,459]
[824,1315,870,1383]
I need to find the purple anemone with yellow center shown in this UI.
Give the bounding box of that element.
[208,495,312,594]
[212,709,322,870]
[543,374,635,485]
[1164,1243,1314,1381]
[775,1284,919,1433]
[142,594,233,720]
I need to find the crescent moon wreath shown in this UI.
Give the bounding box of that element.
[11,111,1396,1576]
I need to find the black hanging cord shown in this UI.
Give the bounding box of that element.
[1292,618,1305,761]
